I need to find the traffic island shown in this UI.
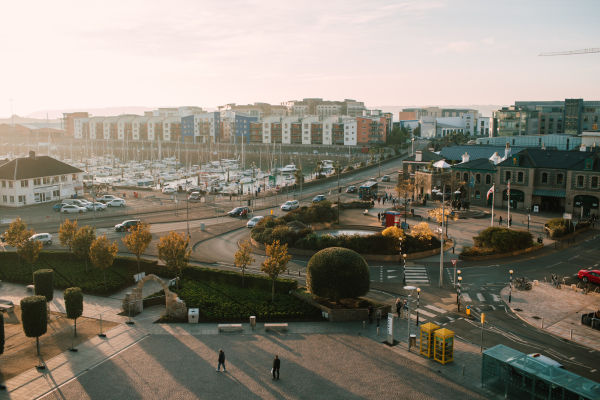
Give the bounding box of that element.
[501,281,600,349]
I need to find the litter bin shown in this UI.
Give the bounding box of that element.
[249,315,256,329]
[409,334,417,348]
[200,223,205,232]
[188,308,199,324]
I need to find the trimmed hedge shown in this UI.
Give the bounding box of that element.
[20,296,47,338]
[462,227,533,256]
[64,287,83,320]
[33,269,54,302]
[306,247,370,301]
[280,201,337,224]
[545,218,569,238]
[183,265,297,294]
[175,279,320,322]
[296,232,439,255]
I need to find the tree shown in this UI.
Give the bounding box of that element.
[58,219,78,252]
[72,225,96,272]
[293,168,304,185]
[33,269,54,303]
[122,223,152,273]
[428,207,455,224]
[410,222,434,241]
[89,235,118,291]
[157,231,190,289]
[20,295,47,356]
[18,233,43,268]
[382,226,406,242]
[4,217,28,248]
[261,240,291,302]
[306,247,369,302]
[234,240,255,288]
[64,287,83,337]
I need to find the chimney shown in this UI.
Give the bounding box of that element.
[461,152,470,163]
[415,150,422,162]
[29,151,36,159]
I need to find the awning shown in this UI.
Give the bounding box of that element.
[533,189,566,198]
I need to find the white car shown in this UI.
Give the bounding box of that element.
[86,202,107,211]
[280,200,299,211]
[61,204,88,214]
[247,216,264,228]
[97,194,119,203]
[162,187,176,194]
[30,233,52,246]
[107,199,126,207]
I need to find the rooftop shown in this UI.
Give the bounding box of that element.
[0,152,83,180]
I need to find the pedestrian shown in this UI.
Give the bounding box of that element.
[377,212,381,222]
[217,349,226,372]
[509,216,512,227]
[499,216,503,226]
[368,305,373,324]
[272,355,280,380]
[395,298,402,317]
[403,299,408,317]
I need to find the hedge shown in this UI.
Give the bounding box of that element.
[20,296,47,339]
[463,227,534,256]
[296,232,439,255]
[33,269,54,302]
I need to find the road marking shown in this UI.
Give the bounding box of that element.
[569,356,575,360]
[415,308,436,318]
[387,275,397,279]
[568,255,579,261]
[491,294,501,302]
[476,293,485,301]
[591,369,597,373]
[462,293,472,302]
[475,307,481,312]
[490,305,496,311]
[387,269,397,272]
[447,316,455,321]
[424,304,447,314]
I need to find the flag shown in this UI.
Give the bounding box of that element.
[507,180,511,196]
[486,185,494,200]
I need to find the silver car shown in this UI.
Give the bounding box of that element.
[30,233,53,246]
[61,204,87,213]
[280,200,299,211]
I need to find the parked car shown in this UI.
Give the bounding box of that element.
[106,199,126,207]
[346,185,357,193]
[312,195,326,203]
[381,175,391,182]
[115,219,141,232]
[188,191,202,202]
[578,269,600,284]
[53,202,67,212]
[228,206,250,217]
[97,194,119,203]
[61,204,87,214]
[281,200,299,211]
[30,233,52,246]
[162,187,176,194]
[86,202,107,211]
[246,216,264,228]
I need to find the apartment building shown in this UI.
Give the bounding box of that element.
[63,112,89,137]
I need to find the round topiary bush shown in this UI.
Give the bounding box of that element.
[306,247,370,301]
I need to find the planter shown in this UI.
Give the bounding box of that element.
[291,291,391,322]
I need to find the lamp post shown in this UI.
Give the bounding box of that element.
[416,287,421,326]
[457,275,462,312]
[403,285,417,350]
[439,188,445,288]
[402,253,407,286]
[509,269,514,303]
[411,137,415,156]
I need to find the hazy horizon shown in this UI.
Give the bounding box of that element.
[2,0,599,118]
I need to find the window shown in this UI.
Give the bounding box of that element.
[475,190,481,199]
[486,174,491,184]
[52,189,60,197]
[505,171,511,182]
[8,181,13,188]
[18,195,26,204]
[43,177,50,184]
[517,172,524,183]
[556,173,564,185]
[1,181,5,188]
[20,180,29,187]
[541,172,548,184]
[2,195,6,203]
[476,174,481,184]
[9,196,14,203]
[592,176,599,189]
[72,174,78,181]
[34,178,41,185]
[463,173,469,182]
[577,175,584,188]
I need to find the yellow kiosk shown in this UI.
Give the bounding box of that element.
[433,328,454,364]
[419,322,440,358]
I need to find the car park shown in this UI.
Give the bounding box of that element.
[346,185,357,193]
[30,233,52,246]
[106,198,126,207]
[578,269,600,284]
[61,204,87,213]
[115,219,141,232]
[246,216,264,228]
[312,194,326,203]
[281,200,299,211]
[86,202,107,211]
[228,206,250,217]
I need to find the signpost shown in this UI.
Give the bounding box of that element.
[387,313,395,345]
[452,259,458,288]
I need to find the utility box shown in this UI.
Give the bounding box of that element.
[200,223,205,232]
[249,316,256,329]
[188,308,199,324]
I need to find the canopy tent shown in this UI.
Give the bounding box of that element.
[432,159,451,169]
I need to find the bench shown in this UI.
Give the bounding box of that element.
[218,323,243,333]
[265,323,288,332]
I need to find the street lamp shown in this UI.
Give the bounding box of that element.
[509,269,514,303]
[457,275,462,312]
[402,253,407,286]
[403,285,417,350]
[416,287,421,326]
[411,137,415,156]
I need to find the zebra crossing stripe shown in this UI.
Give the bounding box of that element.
[424,304,447,314]
[415,308,436,318]
[476,293,485,301]
[462,293,472,302]
[491,294,501,302]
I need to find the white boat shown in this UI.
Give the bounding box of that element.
[280,164,298,174]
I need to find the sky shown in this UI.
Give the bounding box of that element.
[1,0,599,118]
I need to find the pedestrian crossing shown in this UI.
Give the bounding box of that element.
[397,303,455,327]
[404,265,430,285]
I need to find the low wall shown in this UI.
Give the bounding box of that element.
[292,291,391,322]
[459,243,543,261]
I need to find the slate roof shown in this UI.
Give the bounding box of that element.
[497,148,599,171]
[404,150,443,162]
[0,155,83,180]
[451,158,497,172]
[439,145,527,162]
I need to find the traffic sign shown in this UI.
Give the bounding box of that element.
[451,259,457,266]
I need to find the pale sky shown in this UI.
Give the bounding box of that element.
[1,0,599,118]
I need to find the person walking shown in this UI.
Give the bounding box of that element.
[377,212,381,222]
[509,216,512,227]
[395,298,402,317]
[217,349,226,372]
[272,355,280,380]
[499,215,503,226]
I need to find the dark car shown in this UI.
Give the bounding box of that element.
[114,219,141,232]
[381,175,391,182]
[228,206,250,217]
[346,186,357,193]
[578,269,600,284]
[312,195,326,203]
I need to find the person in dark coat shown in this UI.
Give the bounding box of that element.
[272,355,280,380]
[217,349,226,372]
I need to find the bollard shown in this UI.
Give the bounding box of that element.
[570,329,573,340]
[541,318,544,329]
[377,327,380,336]
[98,313,107,338]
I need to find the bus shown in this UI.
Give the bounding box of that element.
[359,181,378,200]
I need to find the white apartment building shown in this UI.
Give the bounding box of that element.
[0,151,84,207]
[261,116,280,144]
[282,116,299,144]
[343,117,357,146]
[301,116,319,145]
[317,104,342,117]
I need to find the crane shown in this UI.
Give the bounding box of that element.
[539,48,600,56]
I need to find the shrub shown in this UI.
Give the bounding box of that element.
[472,227,533,253]
[339,200,373,210]
[33,269,54,302]
[410,222,434,241]
[544,218,569,238]
[382,226,405,241]
[182,265,296,294]
[306,247,370,301]
[20,295,47,355]
[64,287,83,336]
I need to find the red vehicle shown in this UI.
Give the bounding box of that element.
[577,269,600,284]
